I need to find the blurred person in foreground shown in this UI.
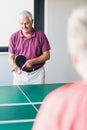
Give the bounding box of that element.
[32,6,87,130]
[8,10,50,85]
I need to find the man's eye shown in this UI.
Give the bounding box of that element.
[20,22,30,26]
[20,23,23,25]
[26,22,29,24]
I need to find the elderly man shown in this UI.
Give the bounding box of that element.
[8,10,50,85]
[32,6,87,130]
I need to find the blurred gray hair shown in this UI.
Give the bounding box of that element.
[19,10,33,21]
[67,6,87,80]
[67,6,87,56]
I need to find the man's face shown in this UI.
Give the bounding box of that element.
[19,16,33,35]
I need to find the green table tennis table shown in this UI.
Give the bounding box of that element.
[0,83,65,130]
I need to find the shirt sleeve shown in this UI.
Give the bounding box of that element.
[40,33,51,53]
[8,34,15,54]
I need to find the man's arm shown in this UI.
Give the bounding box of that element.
[9,53,21,73]
[22,51,50,68]
[9,53,16,67]
[33,51,50,63]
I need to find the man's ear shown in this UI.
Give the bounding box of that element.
[72,54,78,64]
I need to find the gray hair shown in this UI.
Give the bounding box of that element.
[19,10,33,21]
[67,6,87,55]
[67,6,87,80]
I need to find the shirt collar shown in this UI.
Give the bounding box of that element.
[19,28,36,39]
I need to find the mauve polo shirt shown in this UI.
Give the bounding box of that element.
[8,29,50,69]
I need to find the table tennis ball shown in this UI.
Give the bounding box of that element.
[17,69,21,74]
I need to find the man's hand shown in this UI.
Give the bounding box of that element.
[11,65,21,74]
[22,59,34,69]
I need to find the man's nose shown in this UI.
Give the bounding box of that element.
[23,23,26,28]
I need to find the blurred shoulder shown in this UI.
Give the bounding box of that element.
[44,83,74,102]
[34,29,47,37]
[10,30,21,38]
[44,81,87,103]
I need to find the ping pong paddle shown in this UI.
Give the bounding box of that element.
[15,55,26,68]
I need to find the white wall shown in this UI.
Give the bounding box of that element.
[0,0,34,46]
[45,0,87,83]
[0,53,12,86]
